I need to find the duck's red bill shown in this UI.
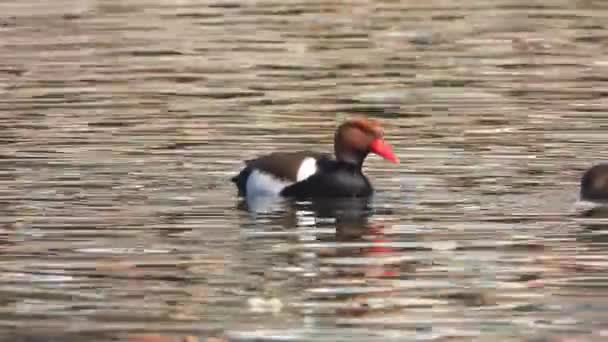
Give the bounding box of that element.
[370,139,399,163]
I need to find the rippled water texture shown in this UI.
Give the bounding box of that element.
[2,0,608,341]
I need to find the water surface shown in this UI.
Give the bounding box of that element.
[1,0,608,341]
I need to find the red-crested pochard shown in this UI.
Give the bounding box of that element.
[231,118,399,199]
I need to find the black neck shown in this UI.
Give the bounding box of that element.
[336,150,368,169]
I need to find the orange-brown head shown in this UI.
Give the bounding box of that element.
[334,118,399,166]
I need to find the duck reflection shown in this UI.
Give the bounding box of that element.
[238,195,375,232]
[239,195,406,319]
[576,205,608,247]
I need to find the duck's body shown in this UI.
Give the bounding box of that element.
[232,152,373,199]
[231,118,398,200]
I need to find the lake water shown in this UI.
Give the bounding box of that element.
[1,0,608,341]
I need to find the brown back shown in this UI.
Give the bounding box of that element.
[247,151,328,182]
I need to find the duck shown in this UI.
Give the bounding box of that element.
[231,118,399,200]
[580,164,608,202]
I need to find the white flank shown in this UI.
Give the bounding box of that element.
[246,157,317,199]
[296,157,318,181]
[246,169,291,197]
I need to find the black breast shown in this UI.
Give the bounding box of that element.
[280,160,373,199]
